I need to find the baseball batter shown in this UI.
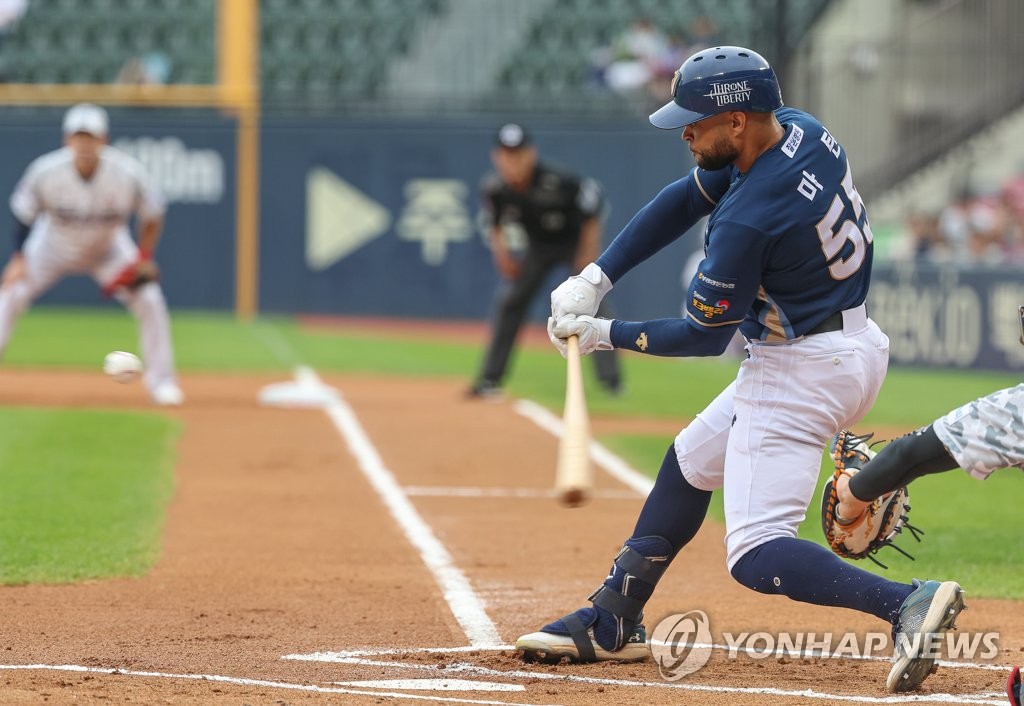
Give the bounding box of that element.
[517,46,963,693]
[0,103,183,405]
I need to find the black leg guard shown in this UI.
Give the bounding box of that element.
[588,535,673,650]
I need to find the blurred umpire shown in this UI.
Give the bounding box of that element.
[468,123,622,398]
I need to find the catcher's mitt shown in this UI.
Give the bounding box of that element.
[821,430,923,568]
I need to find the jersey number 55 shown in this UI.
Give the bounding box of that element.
[816,162,874,281]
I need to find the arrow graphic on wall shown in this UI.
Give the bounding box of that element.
[305,167,391,271]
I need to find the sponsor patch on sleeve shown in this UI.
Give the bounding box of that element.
[688,269,739,325]
[781,124,804,158]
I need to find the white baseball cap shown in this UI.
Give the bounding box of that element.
[62,103,109,137]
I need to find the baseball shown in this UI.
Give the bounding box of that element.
[103,350,142,384]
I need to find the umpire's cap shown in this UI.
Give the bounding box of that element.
[63,103,109,137]
[495,122,532,150]
[650,46,783,130]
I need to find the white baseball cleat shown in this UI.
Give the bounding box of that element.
[515,628,649,663]
[516,631,651,663]
[516,609,649,664]
[152,382,185,406]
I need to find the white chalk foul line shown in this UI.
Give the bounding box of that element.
[0,664,552,706]
[282,655,1007,705]
[294,367,501,648]
[514,399,655,497]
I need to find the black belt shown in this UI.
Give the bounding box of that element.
[807,311,844,335]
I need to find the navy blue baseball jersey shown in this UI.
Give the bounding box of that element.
[597,107,874,356]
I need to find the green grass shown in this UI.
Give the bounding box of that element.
[9,307,1017,424]
[0,407,178,584]
[4,306,1022,596]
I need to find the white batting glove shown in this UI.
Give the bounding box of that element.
[548,314,614,357]
[550,263,613,320]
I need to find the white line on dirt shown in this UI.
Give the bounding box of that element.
[285,656,1007,705]
[0,664,552,706]
[334,678,525,692]
[514,399,655,497]
[284,646,515,660]
[294,367,502,648]
[285,642,1013,673]
[402,486,637,499]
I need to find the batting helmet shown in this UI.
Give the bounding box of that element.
[649,46,783,130]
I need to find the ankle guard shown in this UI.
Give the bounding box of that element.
[588,535,672,650]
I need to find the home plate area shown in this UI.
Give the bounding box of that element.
[283,644,1014,705]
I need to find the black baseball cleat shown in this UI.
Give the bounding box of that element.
[600,378,624,397]
[465,379,502,400]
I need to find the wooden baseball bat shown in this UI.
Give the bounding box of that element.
[555,334,593,507]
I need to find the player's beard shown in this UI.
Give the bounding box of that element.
[692,136,740,171]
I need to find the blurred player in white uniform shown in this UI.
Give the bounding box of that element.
[0,103,183,405]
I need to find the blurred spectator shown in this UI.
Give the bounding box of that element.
[1001,165,1024,222]
[936,186,1010,265]
[116,51,172,85]
[889,211,948,263]
[1000,166,1024,262]
[0,0,27,80]
[593,14,721,102]
[655,16,719,85]
[592,16,669,95]
[684,14,720,54]
[650,32,690,86]
[0,0,26,35]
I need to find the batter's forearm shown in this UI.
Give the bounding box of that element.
[610,318,738,357]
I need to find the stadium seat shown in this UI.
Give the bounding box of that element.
[489,0,831,101]
[1,0,217,85]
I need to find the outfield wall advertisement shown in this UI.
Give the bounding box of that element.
[868,263,1024,372]
[0,110,238,310]
[257,117,696,323]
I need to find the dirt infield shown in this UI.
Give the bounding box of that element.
[0,368,1020,705]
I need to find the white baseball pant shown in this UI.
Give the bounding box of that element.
[672,305,890,570]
